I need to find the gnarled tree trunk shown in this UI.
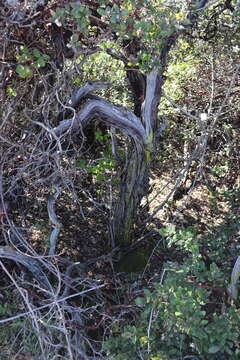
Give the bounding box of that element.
[112,145,149,247]
[53,46,177,249]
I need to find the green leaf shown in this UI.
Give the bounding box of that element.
[76,159,86,169]
[95,130,104,140]
[20,45,30,54]
[71,34,79,43]
[43,54,50,61]
[135,297,145,306]
[7,87,17,97]
[208,345,221,354]
[97,8,106,16]
[16,64,33,78]
[96,173,107,181]
[88,165,99,174]
[144,289,152,302]
[33,49,41,58]
[174,311,182,316]
[35,58,46,68]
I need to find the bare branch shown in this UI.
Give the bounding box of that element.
[54,98,147,145]
[0,283,106,324]
[163,91,200,121]
[0,246,52,291]
[69,81,112,109]
[142,68,162,135]
[47,183,62,256]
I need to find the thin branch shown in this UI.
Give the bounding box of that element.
[0,283,106,324]
[163,91,200,122]
[0,246,52,291]
[47,183,62,256]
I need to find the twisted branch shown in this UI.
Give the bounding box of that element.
[53,83,147,146]
[0,246,52,291]
[47,184,62,256]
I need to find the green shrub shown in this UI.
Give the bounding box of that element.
[104,210,240,360]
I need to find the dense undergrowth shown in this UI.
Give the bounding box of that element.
[0,1,240,359]
[104,189,240,360]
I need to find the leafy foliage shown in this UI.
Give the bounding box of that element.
[0,1,239,359]
[15,46,50,78]
[104,204,240,359]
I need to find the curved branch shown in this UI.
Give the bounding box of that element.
[54,99,147,145]
[47,184,62,256]
[0,246,52,291]
[69,81,111,108]
[57,81,112,122]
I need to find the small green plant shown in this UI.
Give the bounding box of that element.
[76,157,116,182]
[7,87,17,97]
[76,130,116,182]
[16,46,50,78]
